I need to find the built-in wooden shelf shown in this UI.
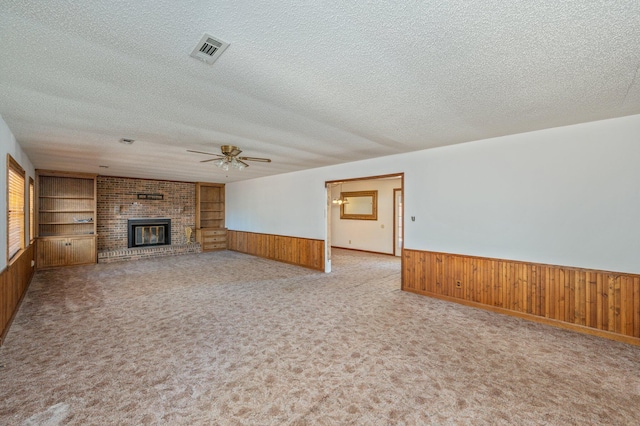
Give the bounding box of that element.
[39,222,94,225]
[39,196,95,199]
[36,170,98,269]
[195,182,226,251]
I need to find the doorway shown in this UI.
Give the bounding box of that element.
[325,173,404,273]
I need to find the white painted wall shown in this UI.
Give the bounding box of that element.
[227,114,640,274]
[0,115,35,270]
[330,179,400,254]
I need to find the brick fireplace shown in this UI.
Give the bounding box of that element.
[96,176,201,263]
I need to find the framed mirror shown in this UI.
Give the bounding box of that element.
[340,190,377,220]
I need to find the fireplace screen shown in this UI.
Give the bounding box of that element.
[127,218,171,248]
[135,226,165,246]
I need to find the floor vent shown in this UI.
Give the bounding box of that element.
[190,33,229,65]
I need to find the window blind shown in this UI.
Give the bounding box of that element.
[8,155,25,260]
[29,177,34,243]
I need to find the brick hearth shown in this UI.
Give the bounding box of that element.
[98,243,201,263]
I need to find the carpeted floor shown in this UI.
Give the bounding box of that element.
[1,249,639,425]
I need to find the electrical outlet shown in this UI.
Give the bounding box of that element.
[381,224,384,228]
[349,240,351,244]
[455,280,462,288]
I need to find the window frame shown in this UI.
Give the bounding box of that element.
[29,176,34,244]
[7,154,26,262]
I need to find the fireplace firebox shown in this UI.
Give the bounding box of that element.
[127,218,171,248]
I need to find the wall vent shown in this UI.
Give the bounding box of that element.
[190,33,229,65]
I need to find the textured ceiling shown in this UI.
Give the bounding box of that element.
[1,0,639,183]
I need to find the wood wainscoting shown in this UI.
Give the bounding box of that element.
[402,249,640,345]
[227,230,324,271]
[1,244,36,346]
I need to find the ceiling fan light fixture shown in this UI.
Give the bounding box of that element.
[231,157,246,170]
[188,145,270,171]
[212,158,228,170]
[213,157,247,171]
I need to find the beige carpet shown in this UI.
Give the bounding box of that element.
[1,249,639,425]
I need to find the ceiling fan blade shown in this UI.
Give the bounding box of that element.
[187,149,224,157]
[238,156,272,163]
[238,160,250,168]
[229,147,242,157]
[200,158,220,163]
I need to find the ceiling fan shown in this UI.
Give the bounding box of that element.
[187,145,271,170]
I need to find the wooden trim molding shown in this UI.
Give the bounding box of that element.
[227,230,324,271]
[402,248,640,346]
[0,243,36,346]
[325,172,403,185]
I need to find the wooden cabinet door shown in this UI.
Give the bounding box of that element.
[37,236,96,268]
[67,237,96,265]
[37,238,69,268]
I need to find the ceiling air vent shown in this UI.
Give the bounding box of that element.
[190,33,229,65]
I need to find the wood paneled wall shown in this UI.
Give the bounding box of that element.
[1,244,36,346]
[227,230,324,271]
[403,249,640,345]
